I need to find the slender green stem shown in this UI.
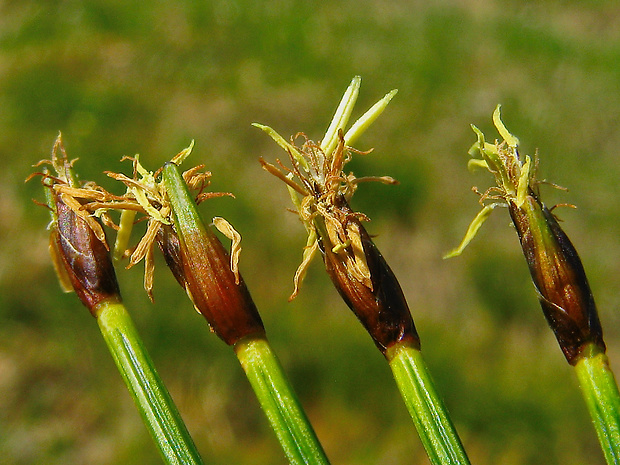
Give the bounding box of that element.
[235,335,330,465]
[96,300,204,465]
[575,344,620,465]
[387,341,470,465]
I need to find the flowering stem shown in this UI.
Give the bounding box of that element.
[449,107,620,462]
[574,344,620,464]
[162,162,265,345]
[255,79,469,463]
[95,300,204,465]
[33,136,203,464]
[161,162,329,463]
[235,336,330,465]
[387,341,470,465]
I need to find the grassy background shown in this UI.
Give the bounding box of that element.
[2,1,620,464]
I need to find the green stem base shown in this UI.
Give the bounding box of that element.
[575,345,620,465]
[96,300,203,465]
[387,342,470,465]
[235,335,330,465]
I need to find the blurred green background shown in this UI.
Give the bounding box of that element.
[2,1,620,464]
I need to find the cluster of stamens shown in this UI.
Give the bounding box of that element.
[255,77,398,298]
[30,136,239,301]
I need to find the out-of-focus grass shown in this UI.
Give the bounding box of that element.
[2,1,620,464]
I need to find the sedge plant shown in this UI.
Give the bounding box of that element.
[255,76,471,465]
[96,146,330,465]
[446,106,620,464]
[28,135,204,465]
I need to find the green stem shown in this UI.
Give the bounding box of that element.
[387,341,470,465]
[575,344,620,465]
[235,335,330,465]
[96,300,204,465]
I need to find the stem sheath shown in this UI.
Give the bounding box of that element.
[235,335,330,465]
[96,300,204,465]
[387,341,470,465]
[575,345,620,465]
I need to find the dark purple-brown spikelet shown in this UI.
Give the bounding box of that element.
[509,194,605,364]
[255,79,414,355]
[156,224,186,290]
[448,107,607,365]
[31,135,121,316]
[320,199,420,355]
[52,192,121,316]
[162,163,265,346]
